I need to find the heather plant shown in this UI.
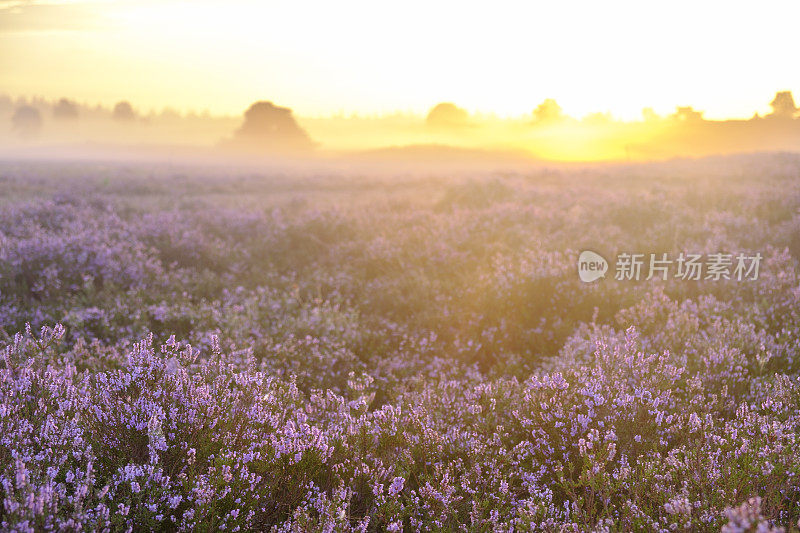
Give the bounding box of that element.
[0,154,799,530]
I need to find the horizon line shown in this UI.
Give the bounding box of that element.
[2,91,796,123]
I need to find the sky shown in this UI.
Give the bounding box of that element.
[1,0,799,120]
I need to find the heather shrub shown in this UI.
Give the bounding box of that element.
[1,155,800,530]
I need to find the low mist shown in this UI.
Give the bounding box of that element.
[1,92,800,163]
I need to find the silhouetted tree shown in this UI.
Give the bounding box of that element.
[533,99,564,123]
[0,95,11,115]
[232,101,314,152]
[426,102,470,129]
[11,105,42,138]
[642,108,660,122]
[672,106,704,122]
[112,101,136,121]
[769,91,797,118]
[158,107,181,121]
[583,112,612,125]
[53,98,79,120]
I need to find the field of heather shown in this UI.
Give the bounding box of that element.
[2,154,800,532]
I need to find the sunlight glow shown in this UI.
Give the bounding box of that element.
[1,0,798,119]
[1,0,799,161]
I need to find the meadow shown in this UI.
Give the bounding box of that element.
[1,154,800,531]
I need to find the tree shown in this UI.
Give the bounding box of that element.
[0,95,11,115]
[672,106,704,122]
[769,91,797,118]
[642,108,660,122]
[426,102,470,129]
[53,98,79,120]
[11,105,42,138]
[231,101,314,152]
[532,99,564,124]
[112,101,136,121]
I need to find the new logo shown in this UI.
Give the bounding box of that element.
[578,250,608,282]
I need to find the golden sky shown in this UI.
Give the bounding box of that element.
[1,0,798,119]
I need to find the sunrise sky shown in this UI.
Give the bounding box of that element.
[1,0,799,120]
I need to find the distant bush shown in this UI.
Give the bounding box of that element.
[112,101,137,121]
[228,101,315,153]
[53,98,79,120]
[426,102,471,130]
[11,105,42,138]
